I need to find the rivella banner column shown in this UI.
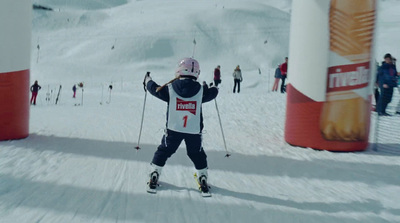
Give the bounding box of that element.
[0,0,32,140]
[285,0,376,151]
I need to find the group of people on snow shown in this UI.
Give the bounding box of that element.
[30,81,85,105]
[28,53,400,196]
[213,64,243,93]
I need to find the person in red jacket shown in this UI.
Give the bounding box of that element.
[280,57,288,93]
[213,65,221,86]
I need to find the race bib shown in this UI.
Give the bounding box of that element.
[167,84,203,134]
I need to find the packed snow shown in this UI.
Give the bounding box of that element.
[0,0,399,222]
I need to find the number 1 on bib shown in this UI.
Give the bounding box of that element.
[183,115,188,128]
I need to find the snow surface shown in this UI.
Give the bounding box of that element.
[1,0,400,222]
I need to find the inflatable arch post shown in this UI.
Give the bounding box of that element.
[0,0,32,140]
[285,0,377,151]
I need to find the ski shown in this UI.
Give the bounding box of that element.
[146,183,161,194]
[146,183,158,194]
[194,173,211,197]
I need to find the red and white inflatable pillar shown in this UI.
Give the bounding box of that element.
[0,0,32,140]
[285,0,376,151]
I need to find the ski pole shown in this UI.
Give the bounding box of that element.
[136,72,150,150]
[214,99,230,157]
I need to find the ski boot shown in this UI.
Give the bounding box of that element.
[147,171,159,193]
[195,168,211,197]
[147,164,162,194]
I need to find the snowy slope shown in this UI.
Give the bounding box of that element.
[0,0,399,222]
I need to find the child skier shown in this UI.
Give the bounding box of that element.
[143,57,218,195]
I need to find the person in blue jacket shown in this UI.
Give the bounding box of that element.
[143,57,218,193]
[377,53,399,116]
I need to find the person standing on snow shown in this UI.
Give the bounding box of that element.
[143,57,218,194]
[72,84,77,98]
[214,65,221,87]
[377,53,398,116]
[280,57,288,93]
[272,64,281,92]
[30,80,41,105]
[232,65,242,93]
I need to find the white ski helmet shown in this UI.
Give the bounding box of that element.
[175,57,200,79]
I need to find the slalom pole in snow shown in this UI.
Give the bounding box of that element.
[214,99,230,157]
[268,69,271,93]
[36,37,40,63]
[81,88,84,106]
[136,72,150,150]
[100,84,104,105]
[106,84,112,104]
[55,85,62,105]
[192,38,196,58]
[36,44,40,63]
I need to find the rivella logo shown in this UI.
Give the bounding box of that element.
[176,98,197,115]
[327,62,370,92]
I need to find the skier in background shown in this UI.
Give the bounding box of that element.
[280,57,288,93]
[272,64,281,92]
[143,57,218,194]
[232,65,242,93]
[377,53,398,116]
[30,80,41,105]
[213,65,221,87]
[72,84,77,98]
